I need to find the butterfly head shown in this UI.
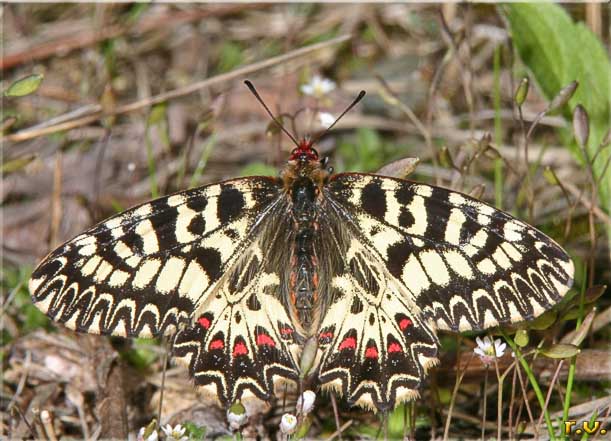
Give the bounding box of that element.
[290,137,319,163]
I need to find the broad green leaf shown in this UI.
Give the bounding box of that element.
[503,3,611,220]
[5,74,44,97]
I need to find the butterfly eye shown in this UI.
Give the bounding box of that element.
[320,157,329,167]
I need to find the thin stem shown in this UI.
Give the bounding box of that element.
[481,367,488,441]
[330,394,343,441]
[502,331,555,440]
[562,267,588,439]
[493,44,503,210]
[443,343,471,441]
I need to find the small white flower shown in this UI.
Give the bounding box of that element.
[474,336,507,365]
[296,390,316,415]
[318,112,335,128]
[161,424,187,441]
[279,413,298,435]
[301,75,336,98]
[227,403,248,430]
[137,426,158,441]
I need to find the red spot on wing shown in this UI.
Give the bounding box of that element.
[233,342,248,357]
[256,334,276,347]
[388,342,403,353]
[209,339,224,350]
[365,345,379,359]
[339,337,356,350]
[319,332,334,340]
[198,317,211,329]
[399,318,413,330]
[280,327,294,336]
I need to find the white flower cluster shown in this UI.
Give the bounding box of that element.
[474,336,507,366]
[162,424,188,441]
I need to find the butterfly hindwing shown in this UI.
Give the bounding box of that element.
[173,235,303,406]
[28,177,283,338]
[326,173,574,332]
[314,235,438,411]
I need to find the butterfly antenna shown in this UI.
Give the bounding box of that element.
[312,90,366,144]
[244,80,300,147]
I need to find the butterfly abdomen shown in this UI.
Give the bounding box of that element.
[289,176,320,331]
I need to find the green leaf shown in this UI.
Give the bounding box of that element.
[503,3,611,218]
[539,343,580,359]
[5,74,44,97]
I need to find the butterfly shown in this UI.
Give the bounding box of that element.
[29,80,574,412]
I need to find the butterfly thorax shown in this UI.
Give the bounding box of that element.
[281,139,328,335]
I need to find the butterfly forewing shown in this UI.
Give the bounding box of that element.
[325,173,574,332]
[29,177,283,338]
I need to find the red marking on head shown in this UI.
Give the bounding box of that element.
[209,339,224,350]
[388,342,403,353]
[289,139,319,161]
[233,342,248,357]
[339,337,356,350]
[399,318,413,330]
[198,317,211,329]
[365,346,379,359]
[256,334,275,347]
[280,327,294,336]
